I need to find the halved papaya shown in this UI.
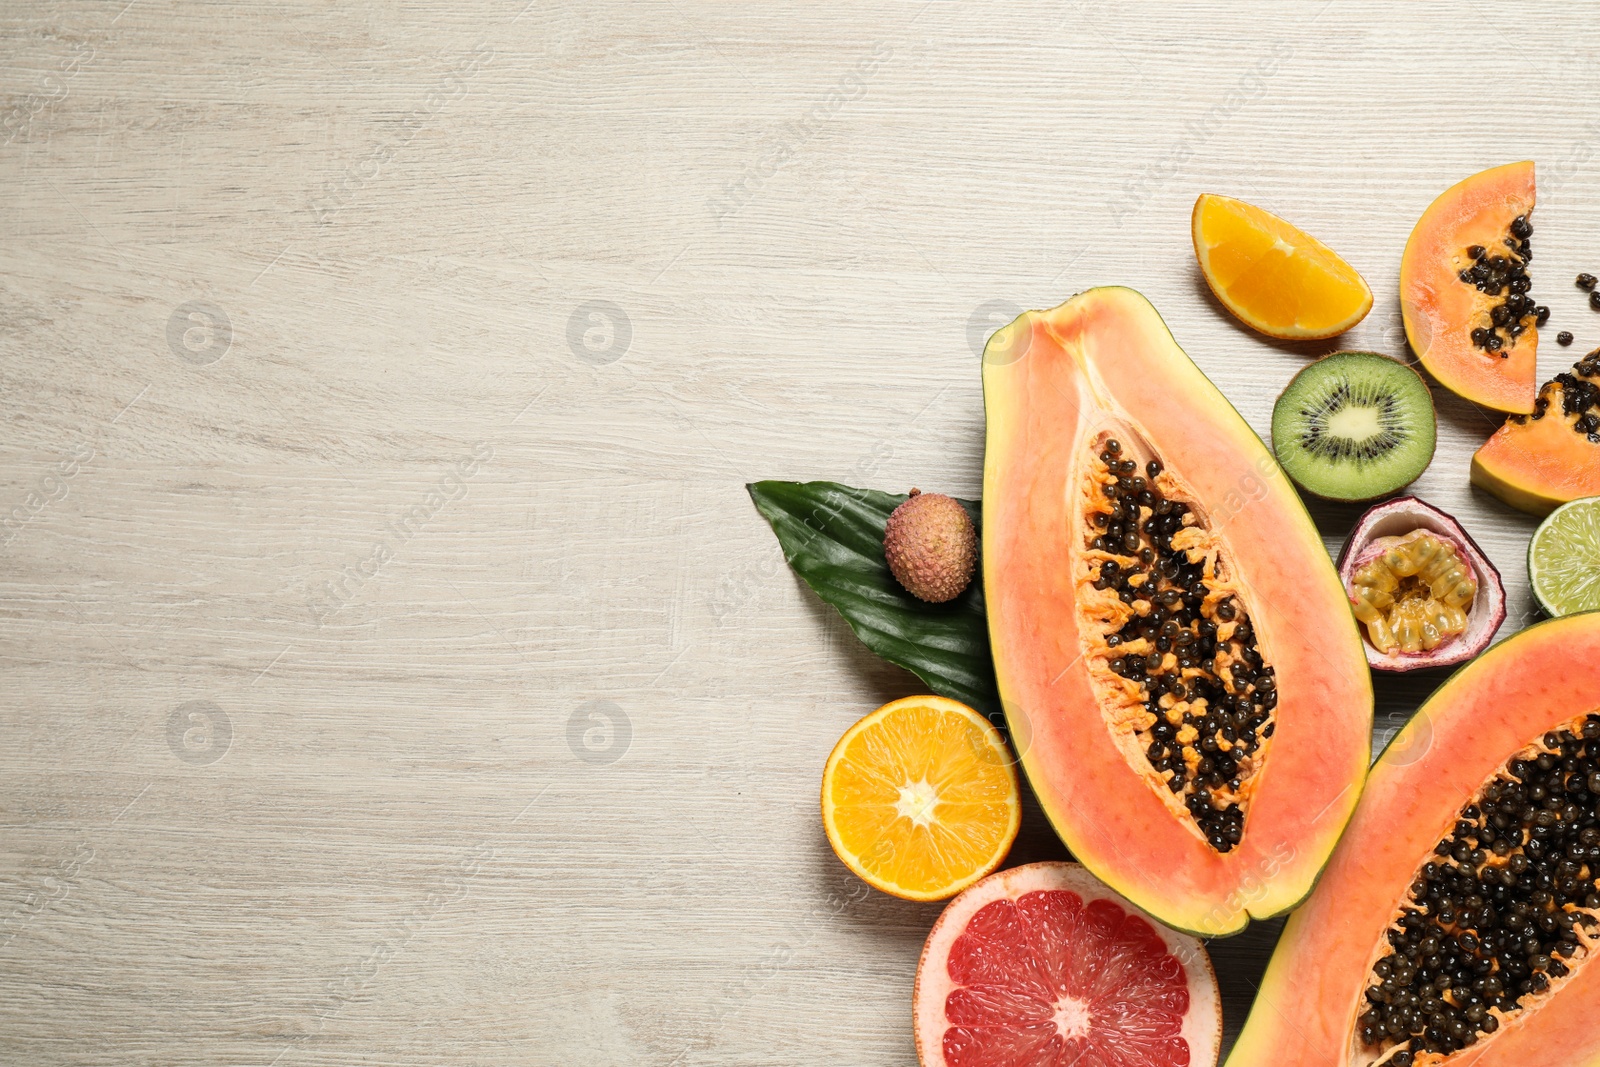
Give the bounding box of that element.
[1227,613,1600,1067]
[981,287,1372,937]
[1402,162,1540,414]
[1471,351,1600,515]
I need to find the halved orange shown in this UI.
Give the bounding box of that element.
[1192,193,1373,339]
[821,695,1020,902]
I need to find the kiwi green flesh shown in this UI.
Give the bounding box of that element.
[1271,352,1437,501]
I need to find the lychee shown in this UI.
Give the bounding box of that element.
[883,489,978,603]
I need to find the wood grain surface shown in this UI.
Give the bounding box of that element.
[3,2,1598,1063]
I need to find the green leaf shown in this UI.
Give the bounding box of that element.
[746,480,999,723]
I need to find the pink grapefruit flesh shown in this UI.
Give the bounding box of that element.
[915,862,1220,1067]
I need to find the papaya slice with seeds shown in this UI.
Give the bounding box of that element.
[981,287,1372,937]
[1471,351,1600,515]
[1228,613,1600,1067]
[1401,161,1539,414]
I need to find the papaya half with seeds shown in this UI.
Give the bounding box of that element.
[1227,613,1600,1067]
[980,287,1372,937]
[1471,351,1600,515]
[1401,161,1540,414]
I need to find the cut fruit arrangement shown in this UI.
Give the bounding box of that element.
[747,160,1600,1067]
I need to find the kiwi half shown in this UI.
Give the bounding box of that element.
[1271,351,1437,501]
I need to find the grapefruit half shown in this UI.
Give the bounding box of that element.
[914,862,1221,1067]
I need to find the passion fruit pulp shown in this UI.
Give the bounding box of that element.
[1336,497,1506,672]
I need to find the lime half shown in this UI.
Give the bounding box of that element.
[1530,497,1600,617]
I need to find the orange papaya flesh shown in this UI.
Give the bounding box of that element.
[981,287,1372,937]
[1228,613,1600,1067]
[1401,162,1538,414]
[1471,350,1600,515]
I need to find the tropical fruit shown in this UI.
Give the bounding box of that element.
[1191,193,1372,339]
[914,861,1221,1067]
[1471,351,1600,514]
[981,287,1372,936]
[1336,496,1505,672]
[820,695,1020,902]
[1271,351,1437,501]
[1227,613,1600,1067]
[885,490,979,603]
[1401,161,1543,413]
[1529,497,1600,617]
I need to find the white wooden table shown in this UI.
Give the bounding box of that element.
[3,2,1597,1063]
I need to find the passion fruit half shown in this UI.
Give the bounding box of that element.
[1336,496,1506,672]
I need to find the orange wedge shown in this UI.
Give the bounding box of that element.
[1192,193,1373,339]
[821,695,1020,902]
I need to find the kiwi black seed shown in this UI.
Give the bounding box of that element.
[1271,351,1437,501]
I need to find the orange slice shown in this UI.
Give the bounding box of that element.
[821,695,1020,902]
[1192,193,1373,339]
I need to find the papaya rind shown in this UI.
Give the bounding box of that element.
[1471,444,1567,515]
